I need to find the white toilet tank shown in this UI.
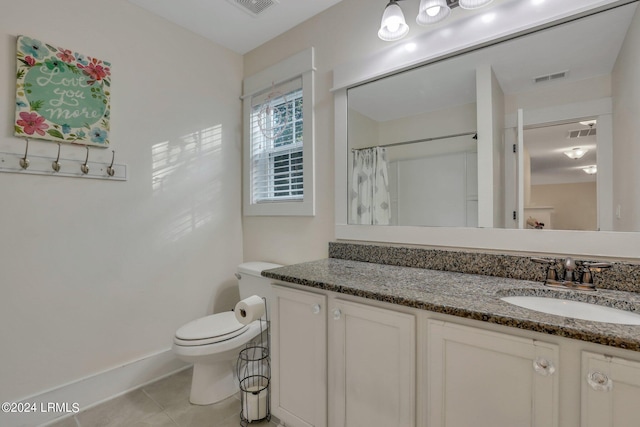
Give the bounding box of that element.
[237,262,282,314]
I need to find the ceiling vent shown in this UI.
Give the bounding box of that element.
[567,128,597,139]
[533,70,569,84]
[227,0,279,18]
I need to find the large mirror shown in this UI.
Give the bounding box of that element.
[347,2,639,232]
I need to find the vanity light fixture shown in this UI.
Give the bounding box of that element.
[564,147,588,160]
[417,0,451,25]
[379,0,494,40]
[378,0,410,41]
[583,165,597,175]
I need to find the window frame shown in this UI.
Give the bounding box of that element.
[242,48,315,216]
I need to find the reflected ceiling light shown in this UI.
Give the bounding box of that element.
[564,147,588,159]
[459,0,494,9]
[583,165,597,175]
[378,1,410,41]
[416,0,450,25]
[379,0,495,41]
[579,119,597,126]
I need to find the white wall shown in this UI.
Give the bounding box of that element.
[476,65,504,227]
[0,0,243,404]
[347,109,379,150]
[612,5,640,231]
[379,103,477,160]
[504,75,612,115]
[531,182,597,231]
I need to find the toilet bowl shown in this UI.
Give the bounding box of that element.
[172,262,281,405]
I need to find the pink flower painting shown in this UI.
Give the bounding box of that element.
[16,112,49,136]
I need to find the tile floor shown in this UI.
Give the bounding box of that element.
[47,367,279,427]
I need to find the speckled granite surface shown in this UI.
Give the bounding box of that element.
[328,242,640,293]
[263,258,640,351]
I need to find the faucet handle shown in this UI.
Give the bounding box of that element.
[584,262,612,271]
[531,258,558,281]
[580,262,612,287]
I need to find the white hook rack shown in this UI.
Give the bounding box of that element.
[0,148,127,181]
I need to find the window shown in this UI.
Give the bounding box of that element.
[243,48,315,216]
[250,84,303,203]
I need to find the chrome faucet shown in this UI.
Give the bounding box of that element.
[531,257,612,291]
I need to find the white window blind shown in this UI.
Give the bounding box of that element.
[250,79,304,203]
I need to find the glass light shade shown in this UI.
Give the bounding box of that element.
[459,0,494,10]
[378,2,409,41]
[564,147,588,159]
[583,165,597,175]
[416,0,450,25]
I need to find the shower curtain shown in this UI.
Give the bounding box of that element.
[350,147,391,225]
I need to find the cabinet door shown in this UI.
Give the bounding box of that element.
[582,351,640,427]
[427,320,559,427]
[329,299,415,427]
[271,285,327,427]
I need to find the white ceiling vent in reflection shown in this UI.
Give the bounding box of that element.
[567,127,597,139]
[227,0,279,17]
[533,70,568,84]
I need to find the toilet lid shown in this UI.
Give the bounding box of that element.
[175,311,248,342]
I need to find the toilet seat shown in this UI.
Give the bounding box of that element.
[174,312,249,346]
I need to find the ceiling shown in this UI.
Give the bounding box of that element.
[127,0,344,55]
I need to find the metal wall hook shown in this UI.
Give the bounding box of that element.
[81,146,90,174]
[19,138,30,169]
[52,143,61,172]
[106,150,115,177]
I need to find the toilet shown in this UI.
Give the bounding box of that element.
[172,262,281,405]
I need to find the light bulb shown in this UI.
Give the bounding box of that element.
[426,6,441,16]
[416,0,450,25]
[387,20,401,32]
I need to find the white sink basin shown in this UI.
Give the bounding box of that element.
[501,296,640,325]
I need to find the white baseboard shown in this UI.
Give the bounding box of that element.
[1,349,189,427]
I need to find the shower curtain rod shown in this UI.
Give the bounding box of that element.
[351,131,477,151]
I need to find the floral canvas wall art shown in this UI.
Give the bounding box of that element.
[15,36,111,147]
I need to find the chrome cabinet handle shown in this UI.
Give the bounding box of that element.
[587,371,613,392]
[533,358,556,376]
[333,308,342,320]
[311,304,321,315]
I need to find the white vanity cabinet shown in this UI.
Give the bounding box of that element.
[329,299,415,427]
[271,285,327,427]
[581,351,640,427]
[271,285,416,427]
[426,321,559,427]
[271,280,640,427]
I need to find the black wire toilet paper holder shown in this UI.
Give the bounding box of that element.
[236,297,270,425]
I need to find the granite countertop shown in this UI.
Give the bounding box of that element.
[263,258,640,351]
